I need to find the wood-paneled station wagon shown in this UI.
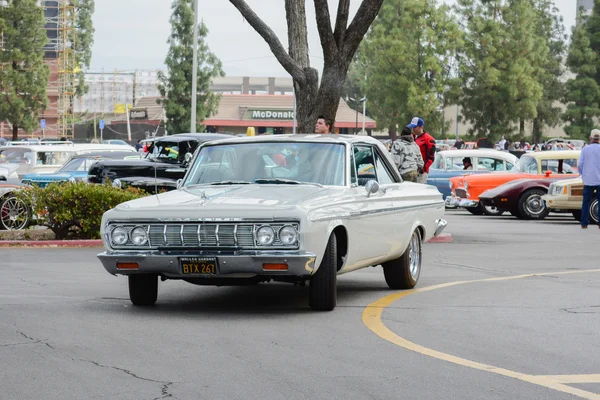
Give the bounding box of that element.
[97,135,447,311]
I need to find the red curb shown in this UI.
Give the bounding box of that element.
[426,233,453,244]
[0,240,103,248]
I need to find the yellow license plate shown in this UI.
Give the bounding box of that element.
[180,257,217,275]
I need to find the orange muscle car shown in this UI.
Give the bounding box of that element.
[446,150,580,215]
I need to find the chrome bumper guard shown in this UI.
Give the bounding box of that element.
[445,196,478,209]
[434,219,447,237]
[97,250,317,278]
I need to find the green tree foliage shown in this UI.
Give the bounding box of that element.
[531,0,567,143]
[350,0,462,137]
[157,0,223,135]
[456,0,546,140]
[74,0,95,97]
[0,0,49,140]
[563,18,600,139]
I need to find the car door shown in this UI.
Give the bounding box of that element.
[343,144,396,270]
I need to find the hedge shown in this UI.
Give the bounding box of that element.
[17,181,148,240]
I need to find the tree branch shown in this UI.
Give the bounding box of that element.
[229,0,306,84]
[333,0,350,49]
[313,0,338,61]
[285,0,310,70]
[343,0,384,60]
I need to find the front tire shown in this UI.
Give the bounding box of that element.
[383,229,422,289]
[309,233,337,311]
[517,189,549,220]
[128,274,158,306]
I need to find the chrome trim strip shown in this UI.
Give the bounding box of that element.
[163,225,167,244]
[180,225,184,246]
[197,224,201,245]
[310,201,444,222]
[215,224,220,246]
[233,224,238,246]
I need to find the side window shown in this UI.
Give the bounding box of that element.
[520,156,538,173]
[353,145,376,186]
[477,157,505,171]
[374,149,396,184]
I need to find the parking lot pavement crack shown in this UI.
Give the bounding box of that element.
[76,358,176,399]
[17,330,55,349]
[434,260,508,274]
[562,306,600,314]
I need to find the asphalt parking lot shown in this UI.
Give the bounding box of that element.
[1,209,599,400]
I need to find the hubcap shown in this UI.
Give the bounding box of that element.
[409,231,421,281]
[525,194,545,215]
[0,197,28,230]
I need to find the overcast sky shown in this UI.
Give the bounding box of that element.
[90,0,577,77]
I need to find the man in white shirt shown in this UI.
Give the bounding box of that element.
[578,129,600,228]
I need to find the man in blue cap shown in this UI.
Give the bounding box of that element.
[407,117,436,184]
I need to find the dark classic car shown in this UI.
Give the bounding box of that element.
[478,175,575,220]
[87,133,232,193]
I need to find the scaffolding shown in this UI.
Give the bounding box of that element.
[41,0,77,138]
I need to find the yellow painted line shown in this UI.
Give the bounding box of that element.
[362,269,600,400]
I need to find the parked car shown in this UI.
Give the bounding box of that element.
[542,178,599,224]
[21,151,141,187]
[0,144,139,178]
[88,133,233,193]
[447,150,580,215]
[478,176,576,220]
[427,149,517,201]
[0,164,19,183]
[97,134,447,311]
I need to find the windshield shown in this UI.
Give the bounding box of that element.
[59,157,102,172]
[184,142,346,187]
[0,148,33,164]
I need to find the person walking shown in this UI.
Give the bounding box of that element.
[578,129,600,229]
[391,127,424,182]
[407,117,436,184]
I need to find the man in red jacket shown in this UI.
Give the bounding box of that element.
[407,117,436,184]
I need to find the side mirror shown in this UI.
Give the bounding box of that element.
[184,152,193,165]
[365,180,380,197]
[176,178,183,189]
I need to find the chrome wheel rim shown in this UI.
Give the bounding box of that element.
[0,197,29,230]
[525,194,545,216]
[409,231,421,281]
[591,200,599,223]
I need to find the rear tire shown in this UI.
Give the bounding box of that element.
[128,274,158,306]
[309,233,337,311]
[383,229,422,289]
[517,189,549,220]
[589,199,599,224]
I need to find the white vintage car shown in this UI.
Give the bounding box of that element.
[97,135,447,311]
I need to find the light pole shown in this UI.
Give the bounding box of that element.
[190,0,199,133]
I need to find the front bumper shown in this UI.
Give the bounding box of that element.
[97,250,317,278]
[445,196,479,208]
[541,196,581,211]
[434,219,447,237]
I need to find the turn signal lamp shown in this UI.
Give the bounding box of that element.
[117,263,139,270]
[263,263,288,271]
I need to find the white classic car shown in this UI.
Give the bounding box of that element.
[543,178,598,224]
[97,135,447,311]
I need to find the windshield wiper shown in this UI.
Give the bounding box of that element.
[209,180,252,185]
[254,178,322,187]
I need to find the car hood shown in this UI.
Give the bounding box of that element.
[109,184,341,219]
[552,177,583,187]
[22,172,84,181]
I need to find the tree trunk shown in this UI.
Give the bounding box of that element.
[519,119,525,136]
[308,61,349,133]
[532,118,541,144]
[295,69,319,133]
[388,127,397,142]
[12,125,18,141]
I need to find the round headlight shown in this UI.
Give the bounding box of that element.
[130,226,148,246]
[111,226,128,245]
[256,226,275,245]
[112,179,122,189]
[279,225,298,245]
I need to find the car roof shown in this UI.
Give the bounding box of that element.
[521,150,580,159]
[437,149,518,160]
[69,151,140,159]
[0,145,80,151]
[201,134,384,146]
[154,133,234,143]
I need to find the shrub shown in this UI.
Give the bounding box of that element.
[17,182,148,240]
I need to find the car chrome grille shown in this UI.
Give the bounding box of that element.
[116,222,299,250]
[455,188,468,199]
